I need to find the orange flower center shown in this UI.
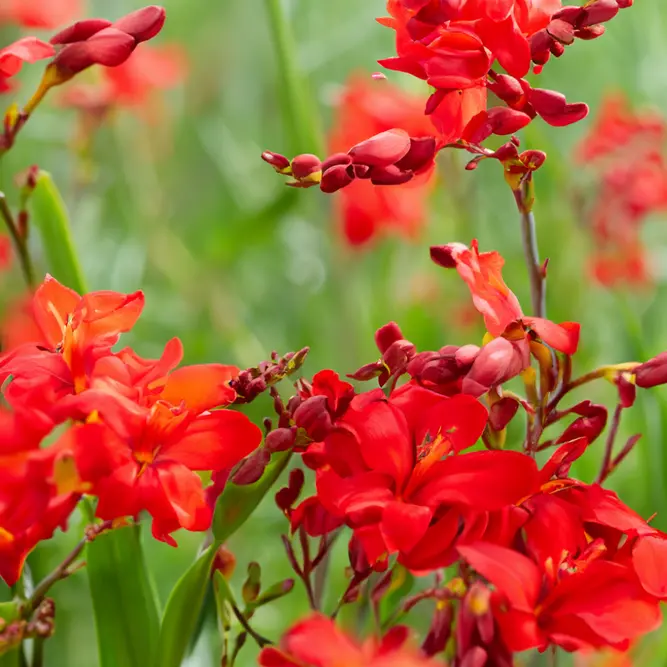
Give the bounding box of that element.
[0,527,15,544]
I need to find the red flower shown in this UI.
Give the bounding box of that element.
[0,37,55,79]
[0,0,82,29]
[328,74,439,246]
[259,614,436,667]
[460,540,661,652]
[308,380,539,570]
[431,239,579,351]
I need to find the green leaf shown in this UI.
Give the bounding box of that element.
[0,602,21,665]
[154,544,216,667]
[213,450,291,542]
[29,171,87,293]
[87,526,160,667]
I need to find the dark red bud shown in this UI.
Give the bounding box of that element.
[262,151,291,171]
[547,18,576,44]
[529,88,588,127]
[265,427,297,453]
[211,545,236,580]
[50,19,112,44]
[53,29,135,75]
[616,374,636,408]
[635,353,667,388]
[348,129,411,167]
[232,447,270,485]
[320,164,354,194]
[291,154,322,180]
[430,244,463,269]
[112,5,167,42]
[488,73,524,105]
[347,362,384,382]
[353,164,372,179]
[455,345,480,368]
[275,468,305,512]
[552,6,584,24]
[579,0,619,27]
[321,152,352,171]
[375,321,404,355]
[574,24,606,39]
[489,397,519,431]
[369,164,414,186]
[394,136,437,173]
[293,395,332,441]
[529,29,555,65]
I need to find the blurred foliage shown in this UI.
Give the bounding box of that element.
[1,0,667,665]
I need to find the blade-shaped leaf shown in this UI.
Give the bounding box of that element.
[154,544,216,667]
[87,526,160,667]
[29,171,87,293]
[213,450,291,542]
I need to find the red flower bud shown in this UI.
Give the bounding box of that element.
[635,353,667,388]
[430,243,464,269]
[369,164,414,186]
[211,545,237,580]
[489,397,519,431]
[580,0,620,28]
[53,29,135,76]
[616,374,636,408]
[394,136,438,173]
[574,25,606,39]
[291,154,322,180]
[262,151,291,172]
[528,87,589,127]
[321,152,352,172]
[112,5,167,42]
[320,164,354,193]
[348,129,411,167]
[293,395,332,441]
[375,321,404,355]
[265,427,297,453]
[50,19,112,45]
[275,468,305,513]
[232,447,270,485]
[352,164,371,179]
[547,18,576,44]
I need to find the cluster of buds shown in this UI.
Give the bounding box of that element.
[531,0,634,68]
[231,347,309,404]
[262,128,438,194]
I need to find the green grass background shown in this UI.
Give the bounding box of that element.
[1,0,667,664]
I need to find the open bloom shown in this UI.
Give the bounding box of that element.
[328,74,440,246]
[259,614,437,667]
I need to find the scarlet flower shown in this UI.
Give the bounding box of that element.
[308,379,539,570]
[0,37,55,79]
[259,613,437,667]
[0,0,82,29]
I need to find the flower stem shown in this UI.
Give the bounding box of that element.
[264,0,323,155]
[0,192,35,288]
[597,404,623,484]
[518,205,545,318]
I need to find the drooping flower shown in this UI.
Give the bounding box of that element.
[328,74,440,246]
[259,614,437,667]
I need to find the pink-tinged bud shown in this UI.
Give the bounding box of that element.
[112,5,167,42]
[455,345,480,368]
[369,164,414,186]
[348,129,411,168]
[422,602,454,657]
[557,402,608,444]
[462,337,527,397]
[528,88,588,127]
[265,427,297,453]
[490,142,519,162]
[635,352,667,388]
[529,30,554,65]
[463,106,532,145]
[394,136,438,173]
[489,397,519,431]
[321,152,352,172]
[348,361,384,382]
[574,24,606,39]
[580,0,619,27]
[383,340,416,375]
[293,395,332,441]
[50,19,112,45]
[290,153,322,180]
[375,321,404,355]
[547,18,576,44]
[262,151,291,172]
[429,244,462,269]
[320,164,354,193]
[232,447,270,485]
[53,29,135,76]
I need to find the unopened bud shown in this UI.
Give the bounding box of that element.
[348,128,411,168]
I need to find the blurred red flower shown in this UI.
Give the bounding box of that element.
[575,94,667,288]
[259,614,437,667]
[0,36,55,79]
[0,0,82,29]
[329,75,439,246]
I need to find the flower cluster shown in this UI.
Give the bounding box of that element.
[0,276,262,585]
[575,93,667,288]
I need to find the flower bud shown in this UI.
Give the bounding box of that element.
[265,427,297,453]
[320,164,354,193]
[275,468,305,513]
[369,164,414,186]
[321,152,351,172]
[293,395,332,441]
[261,151,291,172]
[580,0,620,28]
[394,136,438,173]
[375,321,404,355]
[212,545,237,580]
[348,129,411,167]
[112,5,167,42]
[547,18,576,44]
[232,447,270,485]
[291,154,322,181]
[635,352,667,388]
[489,397,519,431]
[50,19,112,45]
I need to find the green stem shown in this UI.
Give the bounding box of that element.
[0,193,35,288]
[264,0,324,155]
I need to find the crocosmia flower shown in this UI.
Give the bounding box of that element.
[0,0,83,29]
